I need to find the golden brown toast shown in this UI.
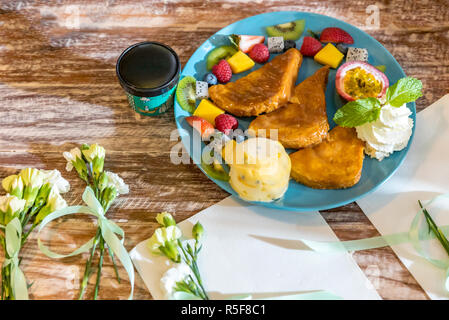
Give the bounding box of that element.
[208,48,302,117]
[248,66,330,149]
[289,126,365,189]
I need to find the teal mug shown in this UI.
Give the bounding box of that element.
[116,42,181,116]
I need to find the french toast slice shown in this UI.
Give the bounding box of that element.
[248,66,330,149]
[208,48,302,117]
[289,126,365,189]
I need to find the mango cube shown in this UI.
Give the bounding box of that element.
[222,139,237,165]
[314,43,344,69]
[193,99,224,126]
[227,51,255,74]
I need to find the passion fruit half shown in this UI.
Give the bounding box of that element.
[335,61,389,101]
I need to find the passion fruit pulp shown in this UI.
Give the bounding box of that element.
[335,61,389,101]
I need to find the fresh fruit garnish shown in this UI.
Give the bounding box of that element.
[176,76,196,113]
[215,114,239,135]
[266,19,305,40]
[333,77,422,127]
[229,35,265,53]
[314,43,344,68]
[319,27,354,44]
[283,40,296,52]
[346,47,368,62]
[195,81,209,100]
[206,46,237,70]
[227,51,255,74]
[185,116,215,139]
[203,73,218,86]
[201,151,230,181]
[212,59,233,83]
[375,65,386,73]
[267,37,284,53]
[335,61,389,101]
[300,36,322,56]
[193,99,225,126]
[222,139,237,165]
[249,43,270,63]
[335,43,349,55]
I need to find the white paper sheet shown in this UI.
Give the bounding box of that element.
[357,94,449,300]
[131,196,380,300]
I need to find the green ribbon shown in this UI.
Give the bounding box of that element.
[36,186,134,299]
[297,193,449,293]
[3,218,29,300]
[172,290,342,300]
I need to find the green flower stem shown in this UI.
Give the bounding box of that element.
[21,205,41,228]
[419,200,449,256]
[93,236,105,300]
[21,223,38,247]
[78,227,101,300]
[177,239,209,300]
[108,246,121,283]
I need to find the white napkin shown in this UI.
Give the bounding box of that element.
[357,94,449,300]
[131,196,380,300]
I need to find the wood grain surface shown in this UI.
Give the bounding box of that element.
[0,0,448,300]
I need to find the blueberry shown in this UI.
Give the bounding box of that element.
[336,43,348,55]
[283,40,296,52]
[203,73,218,86]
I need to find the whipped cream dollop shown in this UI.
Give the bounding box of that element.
[356,103,414,161]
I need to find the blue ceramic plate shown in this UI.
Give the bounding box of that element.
[174,11,415,211]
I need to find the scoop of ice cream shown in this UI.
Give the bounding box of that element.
[223,137,291,202]
[356,103,413,161]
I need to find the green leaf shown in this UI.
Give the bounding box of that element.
[386,77,423,107]
[333,98,381,128]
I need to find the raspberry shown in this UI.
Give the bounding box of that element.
[249,43,270,64]
[212,60,232,83]
[215,114,238,135]
[300,36,322,57]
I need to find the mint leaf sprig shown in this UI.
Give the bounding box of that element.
[333,77,423,128]
[386,77,423,107]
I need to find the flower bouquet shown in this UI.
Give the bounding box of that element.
[148,212,208,300]
[36,143,134,300]
[0,168,69,300]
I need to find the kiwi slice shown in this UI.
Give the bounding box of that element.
[201,150,230,181]
[266,19,305,40]
[206,45,237,70]
[176,76,196,113]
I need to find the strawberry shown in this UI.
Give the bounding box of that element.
[185,116,215,139]
[212,60,232,83]
[300,36,322,56]
[319,27,354,44]
[249,43,270,63]
[230,35,265,53]
[215,114,238,135]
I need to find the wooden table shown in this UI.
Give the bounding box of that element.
[0,0,447,300]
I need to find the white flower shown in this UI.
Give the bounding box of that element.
[160,263,191,299]
[63,147,82,172]
[19,168,44,189]
[8,196,26,213]
[2,175,24,197]
[105,171,129,195]
[147,226,182,254]
[41,169,70,194]
[47,188,68,211]
[82,143,105,162]
[156,212,176,227]
[0,194,26,224]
